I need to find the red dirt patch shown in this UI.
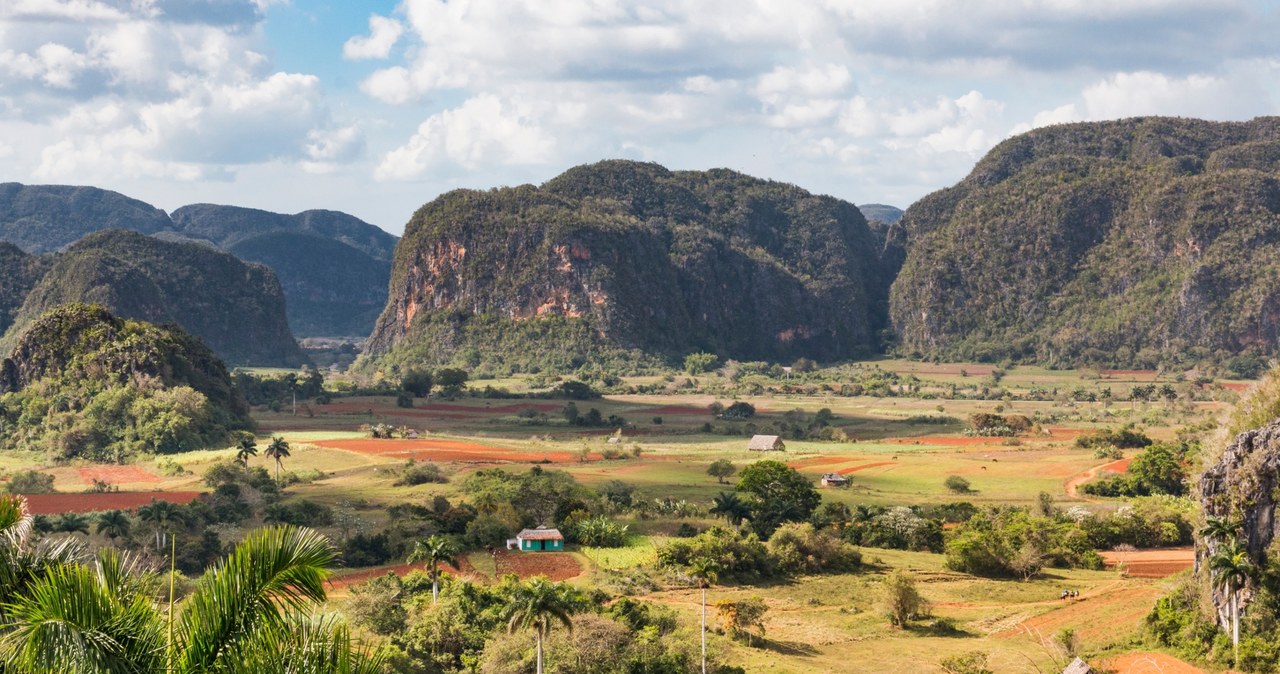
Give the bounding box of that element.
[1104,458,1132,473]
[494,550,582,581]
[77,466,160,485]
[1221,382,1250,392]
[22,491,201,515]
[999,584,1162,643]
[328,558,475,590]
[1101,652,1205,674]
[893,435,994,446]
[1101,547,1194,578]
[314,438,582,463]
[1065,457,1130,499]
[838,461,896,475]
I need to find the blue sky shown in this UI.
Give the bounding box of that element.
[1,1,1278,234]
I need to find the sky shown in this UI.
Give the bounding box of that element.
[1,1,1279,235]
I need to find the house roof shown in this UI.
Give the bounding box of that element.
[517,526,564,541]
[748,434,783,450]
[821,473,848,481]
[1061,658,1094,674]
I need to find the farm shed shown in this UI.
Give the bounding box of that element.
[820,473,848,487]
[509,525,565,552]
[1061,658,1093,674]
[747,435,785,451]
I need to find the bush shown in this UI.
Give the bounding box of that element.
[766,523,861,575]
[343,532,393,567]
[944,475,972,494]
[395,391,414,408]
[684,352,719,374]
[263,499,334,527]
[721,401,756,420]
[570,515,629,547]
[882,571,926,627]
[1075,426,1153,450]
[5,470,55,494]
[395,461,448,486]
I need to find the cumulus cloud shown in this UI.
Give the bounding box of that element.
[343,15,403,60]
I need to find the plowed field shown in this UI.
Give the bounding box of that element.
[1100,547,1194,578]
[76,466,160,485]
[314,438,581,463]
[493,551,582,581]
[23,491,200,514]
[1101,652,1204,673]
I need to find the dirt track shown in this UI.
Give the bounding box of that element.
[1064,457,1130,499]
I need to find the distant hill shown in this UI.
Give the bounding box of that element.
[0,183,396,338]
[0,303,251,460]
[170,204,398,261]
[363,160,889,373]
[0,243,51,335]
[3,230,307,367]
[0,182,173,254]
[227,231,391,338]
[858,204,903,225]
[888,116,1280,366]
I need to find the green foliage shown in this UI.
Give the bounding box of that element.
[765,522,861,575]
[945,507,1102,578]
[399,368,433,397]
[706,459,736,484]
[1075,425,1153,450]
[720,401,756,420]
[657,527,776,582]
[882,571,926,627]
[736,459,820,537]
[1081,442,1191,497]
[565,515,629,547]
[940,651,994,674]
[4,470,54,494]
[683,351,720,374]
[0,304,252,461]
[891,117,1280,368]
[395,461,448,486]
[944,475,972,494]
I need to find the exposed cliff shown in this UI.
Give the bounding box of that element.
[3,230,306,367]
[364,160,888,372]
[889,116,1280,366]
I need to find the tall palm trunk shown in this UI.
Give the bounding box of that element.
[432,573,439,604]
[536,620,544,674]
[1232,587,1240,663]
[701,586,707,674]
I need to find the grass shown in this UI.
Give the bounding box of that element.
[581,535,666,570]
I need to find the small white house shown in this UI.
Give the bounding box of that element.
[507,525,565,552]
[820,473,849,487]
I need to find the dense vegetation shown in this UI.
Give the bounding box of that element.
[890,116,1280,368]
[0,182,174,253]
[2,230,306,367]
[0,243,49,336]
[0,304,251,461]
[364,160,890,374]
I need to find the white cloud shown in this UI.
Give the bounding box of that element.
[343,15,403,60]
[375,95,555,181]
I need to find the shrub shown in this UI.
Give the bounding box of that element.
[1075,426,1153,450]
[5,470,55,494]
[395,461,448,486]
[395,391,414,408]
[721,401,756,420]
[570,515,629,547]
[944,475,972,494]
[683,352,719,374]
[766,522,861,575]
[882,571,926,627]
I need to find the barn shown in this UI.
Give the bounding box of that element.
[747,435,785,451]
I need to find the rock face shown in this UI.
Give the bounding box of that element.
[1199,417,1280,626]
[889,116,1280,366]
[364,160,889,371]
[4,230,307,367]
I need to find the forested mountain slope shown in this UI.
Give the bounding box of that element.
[888,116,1280,366]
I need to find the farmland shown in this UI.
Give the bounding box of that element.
[0,360,1231,673]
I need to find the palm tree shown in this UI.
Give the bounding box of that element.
[236,436,258,472]
[709,492,751,527]
[95,510,132,542]
[687,557,721,674]
[0,525,383,673]
[503,576,579,674]
[1210,539,1252,664]
[1200,515,1242,544]
[51,512,91,536]
[265,436,291,486]
[137,499,180,550]
[408,535,460,604]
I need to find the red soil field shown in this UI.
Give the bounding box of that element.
[894,436,995,446]
[1100,547,1195,578]
[328,558,475,590]
[314,437,582,463]
[77,466,160,485]
[1221,382,1250,392]
[838,461,896,475]
[22,491,201,515]
[494,550,582,581]
[1101,652,1204,674]
[998,585,1162,643]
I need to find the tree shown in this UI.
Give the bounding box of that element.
[265,436,291,486]
[408,535,460,604]
[944,475,972,494]
[51,513,90,536]
[137,499,180,550]
[707,459,736,484]
[687,557,720,674]
[1200,516,1242,544]
[683,352,719,374]
[709,492,751,527]
[236,436,258,472]
[0,524,383,673]
[95,510,132,541]
[721,401,755,420]
[735,460,820,537]
[1209,539,1252,664]
[435,368,469,399]
[502,576,579,674]
[882,571,926,627]
[714,596,767,645]
[400,368,434,398]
